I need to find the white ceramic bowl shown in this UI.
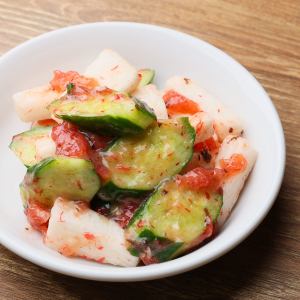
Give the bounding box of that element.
[0,22,285,281]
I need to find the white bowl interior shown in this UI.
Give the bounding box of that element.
[0,22,285,281]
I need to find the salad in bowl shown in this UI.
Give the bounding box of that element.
[10,49,257,267]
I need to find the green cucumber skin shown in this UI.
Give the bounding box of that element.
[154,242,183,262]
[49,96,156,136]
[100,117,195,197]
[126,178,222,262]
[21,156,101,207]
[97,182,150,201]
[128,228,184,262]
[137,69,155,88]
[60,114,145,136]
[9,126,52,167]
[133,97,156,120]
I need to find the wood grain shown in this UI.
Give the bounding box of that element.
[0,0,299,299]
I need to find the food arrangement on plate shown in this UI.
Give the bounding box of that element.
[10,49,257,267]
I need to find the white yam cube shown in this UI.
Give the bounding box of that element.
[45,198,139,267]
[85,49,138,93]
[189,112,214,144]
[13,85,61,122]
[215,135,257,225]
[132,84,168,120]
[164,76,243,141]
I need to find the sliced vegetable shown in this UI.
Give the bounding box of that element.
[189,112,214,144]
[84,49,139,93]
[20,156,101,207]
[137,69,155,89]
[45,198,139,267]
[126,173,223,263]
[215,135,257,225]
[13,85,62,122]
[163,89,200,117]
[25,200,50,235]
[31,119,58,128]
[48,93,156,136]
[99,117,195,200]
[50,70,98,96]
[164,76,243,141]
[51,122,90,159]
[9,126,55,167]
[132,84,168,119]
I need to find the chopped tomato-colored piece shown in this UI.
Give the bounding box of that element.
[194,137,219,152]
[163,90,200,117]
[36,119,58,127]
[51,122,90,158]
[25,201,51,235]
[50,70,98,95]
[177,167,224,191]
[220,154,247,176]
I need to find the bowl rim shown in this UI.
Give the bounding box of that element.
[0,21,286,282]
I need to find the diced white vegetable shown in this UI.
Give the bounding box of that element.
[85,49,138,93]
[45,198,139,267]
[189,112,214,144]
[215,135,257,225]
[13,85,61,122]
[132,84,168,120]
[35,135,56,162]
[164,76,243,141]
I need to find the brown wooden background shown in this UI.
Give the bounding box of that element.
[0,0,299,299]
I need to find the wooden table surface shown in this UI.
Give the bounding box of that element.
[0,0,299,299]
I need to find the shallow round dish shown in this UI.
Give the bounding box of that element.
[0,22,285,281]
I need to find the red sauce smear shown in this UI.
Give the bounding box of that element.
[25,201,51,235]
[50,70,98,95]
[220,154,247,177]
[112,199,141,228]
[51,122,90,159]
[88,150,111,181]
[84,132,112,151]
[141,254,159,265]
[163,90,200,117]
[177,167,224,191]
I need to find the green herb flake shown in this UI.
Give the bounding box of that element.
[66,83,75,94]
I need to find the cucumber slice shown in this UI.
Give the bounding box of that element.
[21,156,101,207]
[99,117,195,200]
[126,179,222,262]
[137,69,155,89]
[9,126,54,167]
[48,93,156,136]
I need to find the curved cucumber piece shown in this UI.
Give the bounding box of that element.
[48,93,156,136]
[99,117,195,200]
[20,157,101,207]
[9,126,54,167]
[137,69,155,89]
[126,179,222,262]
